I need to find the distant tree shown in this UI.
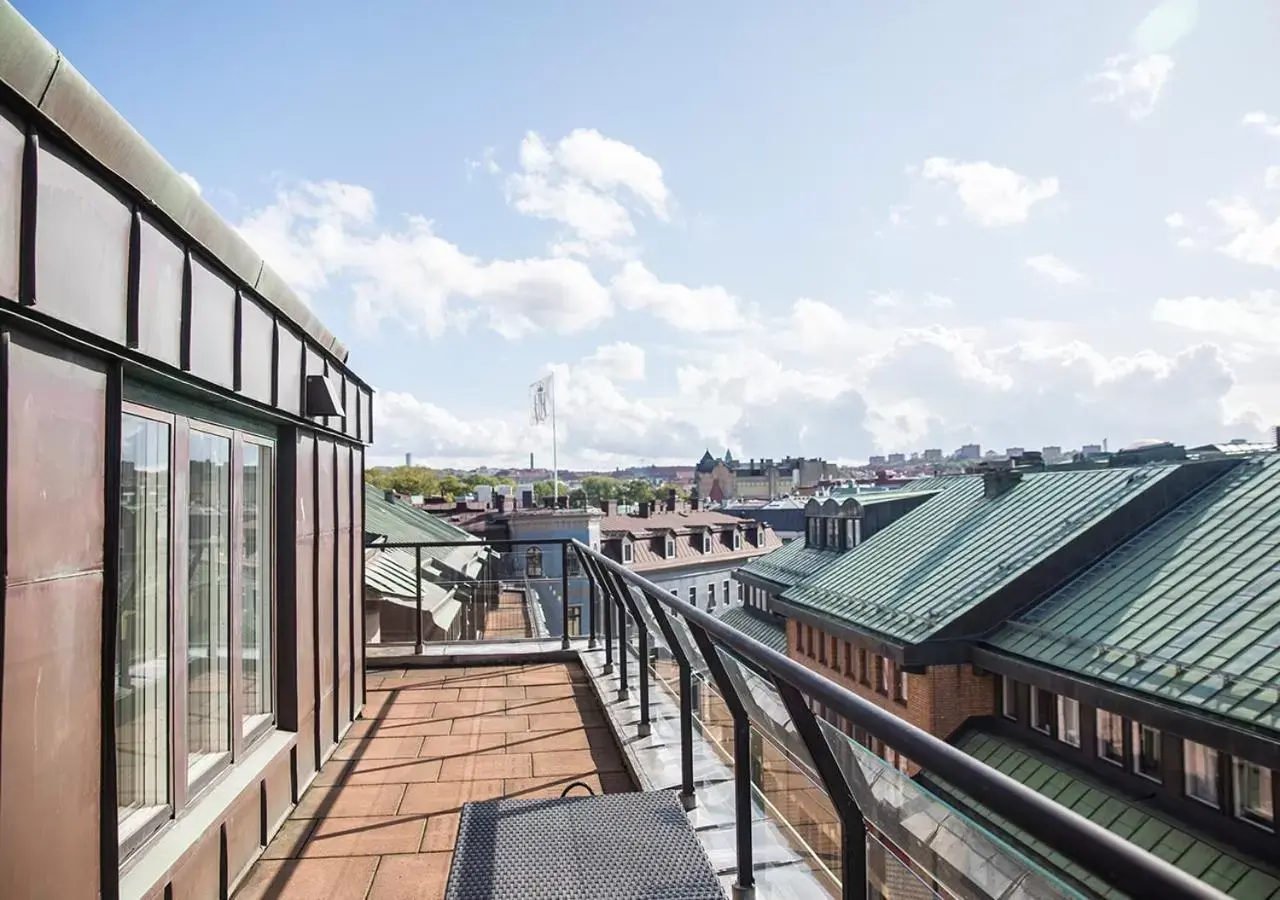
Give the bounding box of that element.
[657,482,690,502]
[579,475,623,505]
[532,479,570,501]
[568,487,588,508]
[366,465,440,497]
[618,479,655,505]
[437,474,467,500]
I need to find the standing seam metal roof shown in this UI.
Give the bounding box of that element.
[930,729,1280,900]
[781,467,1180,645]
[989,454,1280,733]
[735,539,838,587]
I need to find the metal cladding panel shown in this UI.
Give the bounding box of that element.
[0,107,21,298]
[335,444,352,727]
[1,334,106,900]
[187,255,235,388]
[7,332,107,582]
[35,145,129,342]
[317,529,336,755]
[136,217,184,366]
[239,294,273,405]
[990,455,1280,732]
[276,324,303,416]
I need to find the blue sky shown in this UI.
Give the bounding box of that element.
[24,0,1280,468]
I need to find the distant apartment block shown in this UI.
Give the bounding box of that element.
[954,443,982,460]
[886,452,906,465]
[923,448,943,461]
[868,455,887,466]
[1082,443,1104,456]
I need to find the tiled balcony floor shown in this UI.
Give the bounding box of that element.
[232,661,635,900]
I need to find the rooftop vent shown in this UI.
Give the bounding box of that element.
[982,466,1023,500]
[304,374,345,418]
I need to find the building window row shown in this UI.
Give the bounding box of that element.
[116,404,276,856]
[795,623,908,705]
[1001,676,1273,832]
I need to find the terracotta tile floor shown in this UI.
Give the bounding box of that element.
[481,590,533,639]
[233,662,634,900]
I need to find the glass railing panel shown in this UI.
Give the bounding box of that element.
[816,718,1087,900]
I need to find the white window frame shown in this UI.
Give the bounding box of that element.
[1232,759,1273,831]
[1056,696,1080,748]
[732,530,742,550]
[1183,740,1220,808]
[1030,687,1053,735]
[701,532,712,553]
[1097,710,1125,766]
[665,535,675,558]
[621,539,633,564]
[1001,675,1016,720]
[116,402,277,861]
[1131,723,1162,783]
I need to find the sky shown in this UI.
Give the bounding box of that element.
[23,0,1280,469]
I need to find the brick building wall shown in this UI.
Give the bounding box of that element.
[786,619,995,773]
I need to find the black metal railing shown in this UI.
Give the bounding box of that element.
[361,535,1229,900]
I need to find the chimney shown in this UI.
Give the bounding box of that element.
[496,494,507,513]
[600,499,618,516]
[666,488,677,512]
[542,496,555,509]
[982,464,1023,500]
[521,489,534,509]
[1274,425,1280,451]
[638,501,651,518]
[455,500,469,511]
[556,495,568,509]
[384,490,396,503]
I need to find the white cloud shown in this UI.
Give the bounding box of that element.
[1090,54,1175,119]
[610,261,746,332]
[1153,291,1280,345]
[1266,167,1280,191]
[1209,196,1280,269]
[505,129,670,258]
[237,180,612,337]
[1026,254,1084,284]
[179,172,202,195]
[1243,111,1280,138]
[919,158,1059,226]
[584,341,646,381]
[1165,212,1186,228]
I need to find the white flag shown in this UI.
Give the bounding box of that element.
[529,374,552,426]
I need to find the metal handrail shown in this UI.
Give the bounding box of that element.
[573,539,1229,900]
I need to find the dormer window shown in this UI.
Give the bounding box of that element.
[665,535,675,558]
[701,532,712,553]
[622,539,633,564]
[732,530,742,550]
[825,517,839,548]
[806,518,820,547]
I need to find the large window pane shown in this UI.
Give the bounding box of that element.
[1183,740,1219,807]
[188,429,231,783]
[1097,709,1125,765]
[242,442,274,732]
[117,414,171,835]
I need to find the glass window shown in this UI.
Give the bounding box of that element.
[732,531,742,550]
[1031,688,1054,734]
[723,580,730,605]
[1233,760,1273,830]
[1097,710,1124,765]
[877,656,890,694]
[858,649,868,684]
[702,533,711,553]
[665,537,675,558]
[622,541,633,564]
[897,670,909,702]
[825,518,839,548]
[688,586,696,606]
[707,582,716,611]
[525,546,543,578]
[187,429,232,786]
[1184,740,1219,807]
[241,442,274,735]
[1132,723,1161,782]
[818,631,827,664]
[116,413,172,841]
[1056,697,1080,747]
[1001,676,1016,720]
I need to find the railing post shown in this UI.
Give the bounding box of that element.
[644,594,697,810]
[414,545,424,655]
[774,680,867,900]
[586,560,598,649]
[609,570,650,737]
[560,542,571,650]
[613,574,629,701]
[686,622,754,898]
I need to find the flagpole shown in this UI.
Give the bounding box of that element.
[551,372,559,503]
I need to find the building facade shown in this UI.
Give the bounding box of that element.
[694,449,836,502]
[0,8,372,898]
[736,459,1280,896]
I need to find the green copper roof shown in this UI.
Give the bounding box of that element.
[781,467,1180,645]
[714,606,787,654]
[736,539,839,588]
[928,730,1280,900]
[364,482,477,545]
[989,454,1280,732]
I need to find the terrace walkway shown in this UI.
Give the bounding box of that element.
[232,661,634,900]
[480,589,533,639]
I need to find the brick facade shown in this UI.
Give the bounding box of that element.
[787,619,995,773]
